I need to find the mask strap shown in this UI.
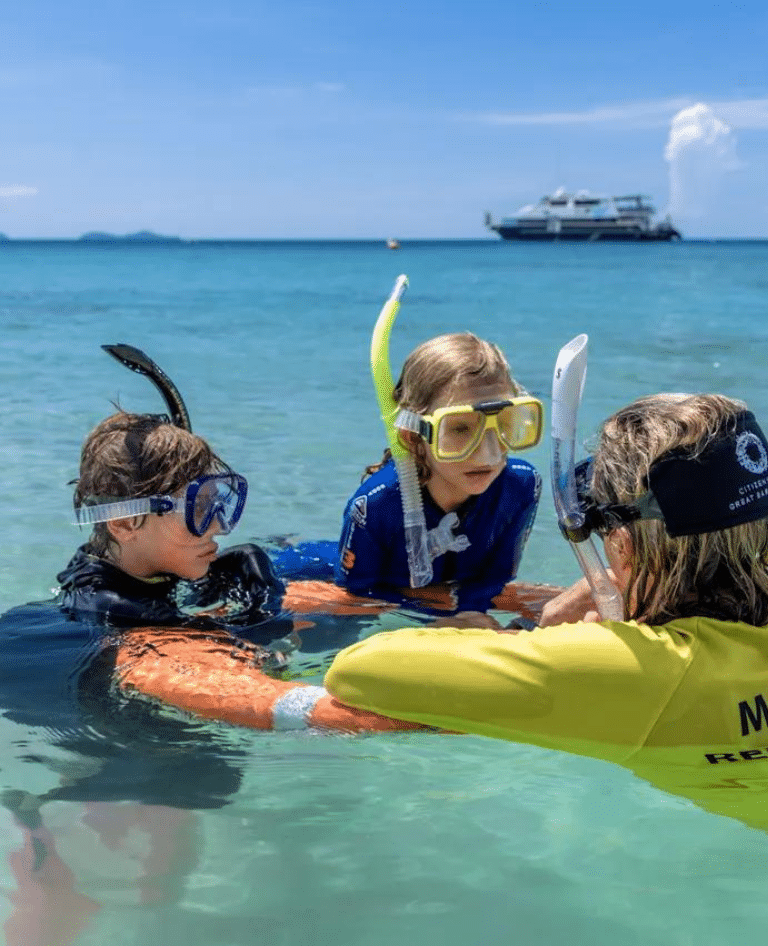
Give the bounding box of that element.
[74,495,177,526]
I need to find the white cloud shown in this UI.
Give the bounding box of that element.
[665,103,739,222]
[469,97,692,128]
[715,98,768,130]
[465,95,768,131]
[0,186,37,199]
[664,104,738,167]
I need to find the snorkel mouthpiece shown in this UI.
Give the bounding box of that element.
[551,335,623,621]
[371,275,433,588]
[102,343,192,431]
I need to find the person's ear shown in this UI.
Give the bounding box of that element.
[399,430,420,453]
[607,526,634,576]
[106,517,142,544]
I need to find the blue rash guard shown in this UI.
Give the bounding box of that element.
[335,457,541,613]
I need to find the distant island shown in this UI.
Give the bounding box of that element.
[77,230,184,244]
[0,233,9,241]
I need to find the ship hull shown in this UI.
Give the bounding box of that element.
[491,223,681,242]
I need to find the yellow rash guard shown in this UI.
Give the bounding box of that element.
[325,619,768,830]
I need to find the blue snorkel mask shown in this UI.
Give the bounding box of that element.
[75,472,248,537]
[74,344,249,537]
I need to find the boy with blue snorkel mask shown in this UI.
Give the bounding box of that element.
[57,346,288,638]
[335,277,544,614]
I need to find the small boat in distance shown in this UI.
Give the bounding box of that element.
[386,238,401,250]
[486,189,681,242]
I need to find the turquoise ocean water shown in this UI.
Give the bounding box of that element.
[1,239,768,944]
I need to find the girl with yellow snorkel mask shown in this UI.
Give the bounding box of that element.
[335,276,544,614]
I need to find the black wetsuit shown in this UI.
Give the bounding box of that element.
[56,542,293,644]
[1,543,293,817]
[0,599,249,812]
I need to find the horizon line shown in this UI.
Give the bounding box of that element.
[1,236,767,244]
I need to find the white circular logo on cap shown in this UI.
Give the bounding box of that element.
[736,431,768,475]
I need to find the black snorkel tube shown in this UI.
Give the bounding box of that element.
[102,343,192,431]
[551,335,623,621]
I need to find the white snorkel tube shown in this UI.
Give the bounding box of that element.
[370,275,433,588]
[551,335,623,621]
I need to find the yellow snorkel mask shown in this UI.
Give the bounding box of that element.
[371,275,434,587]
[395,397,543,463]
[371,276,544,587]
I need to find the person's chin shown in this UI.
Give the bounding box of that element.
[178,569,204,583]
[186,558,214,581]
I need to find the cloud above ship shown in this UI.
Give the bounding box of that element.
[468,96,768,130]
[664,103,739,223]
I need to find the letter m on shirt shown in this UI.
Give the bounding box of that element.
[739,693,768,735]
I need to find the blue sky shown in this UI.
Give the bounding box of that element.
[1,0,766,238]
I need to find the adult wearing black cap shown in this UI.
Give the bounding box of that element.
[324,393,768,828]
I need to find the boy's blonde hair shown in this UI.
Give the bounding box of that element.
[591,393,768,625]
[74,411,228,558]
[366,332,521,481]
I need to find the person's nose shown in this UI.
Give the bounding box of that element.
[204,514,224,538]
[471,429,503,464]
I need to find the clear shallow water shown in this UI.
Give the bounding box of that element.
[1,239,768,945]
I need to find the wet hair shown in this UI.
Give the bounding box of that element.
[590,393,768,626]
[74,411,229,558]
[365,332,522,482]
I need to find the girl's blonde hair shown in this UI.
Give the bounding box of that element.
[365,332,522,481]
[74,411,228,559]
[590,393,768,625]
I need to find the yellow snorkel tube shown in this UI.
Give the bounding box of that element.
[551,334,623,620]
[371,274,433,588]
